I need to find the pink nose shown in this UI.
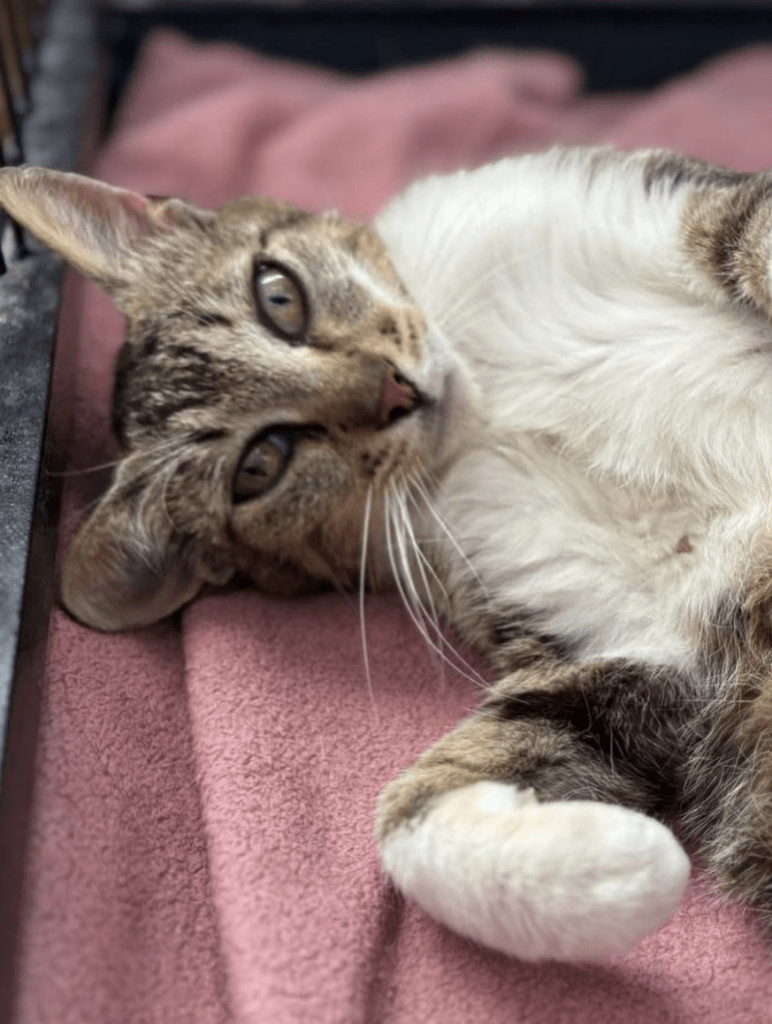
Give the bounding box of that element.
[380,368,420,426]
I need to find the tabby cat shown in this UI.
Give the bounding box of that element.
[5,147,772,962]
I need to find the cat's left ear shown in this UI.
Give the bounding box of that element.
[0,165,207,297]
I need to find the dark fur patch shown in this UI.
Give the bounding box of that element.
[483,659,692,812]
[115,468,150,505]
[140,331,160,358]
[378,315,401,347]
[167,307,233,329]
[167,343,214,364]
[188,428,229,444]
[111,343,136,447]
[643,153,749,196]
[683,172,772,313]
[258,212,312,250]
[117,339,251,435]
[134,394,213,427]
[361,449,388,478]
[701,590,772,675]
[195,311,232,328]
[705,186,772,301]
[483,604,574,669]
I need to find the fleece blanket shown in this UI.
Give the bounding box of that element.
[11,31,772,1024]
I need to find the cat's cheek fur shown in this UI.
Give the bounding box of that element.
[378,781,691,962]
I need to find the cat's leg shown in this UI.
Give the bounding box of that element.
[680,663,772,926]
[376,657,693,962]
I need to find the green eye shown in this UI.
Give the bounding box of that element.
[233,430,294,502]
[255,262,307,339]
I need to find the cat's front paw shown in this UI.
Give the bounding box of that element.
[378,780,690,962]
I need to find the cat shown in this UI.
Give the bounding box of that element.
[4,145,772,963]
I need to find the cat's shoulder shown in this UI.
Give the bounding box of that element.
[378,145,752,224]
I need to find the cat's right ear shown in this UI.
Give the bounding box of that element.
[60,477,234,632]
[0,166,206,300]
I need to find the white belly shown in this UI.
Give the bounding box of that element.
[430,442,760,670]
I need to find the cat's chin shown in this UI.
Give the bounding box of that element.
[421,358,478,470]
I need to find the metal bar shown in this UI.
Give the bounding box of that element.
[0,0,29,113]
[0,145,27,261]
[0,0,96,1015]
[0,0,38,259]
[0,141,6,274]
[8,0,34,62]
[0,16,24,267]
[0,18,22,160]
[0,0,97,795]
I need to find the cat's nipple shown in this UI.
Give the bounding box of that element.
[380,368,421,427]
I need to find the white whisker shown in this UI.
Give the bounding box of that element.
[387,481,488,691]
[385,489,444,664]
[359,485,377,712]
[57,433,186,482]
[402,484,451,606]
[48,457,123,477]
[157,461,179,534]
[395,491,444,613]
[392,486,450,684]
[411,467,488,597]
[431,254,522,334]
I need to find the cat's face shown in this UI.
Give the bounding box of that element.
[0,167,468,630]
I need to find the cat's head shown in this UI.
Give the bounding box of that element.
[0,166,469,630]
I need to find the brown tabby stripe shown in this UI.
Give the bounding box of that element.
[482,659,690,808]
[642,151,748,195]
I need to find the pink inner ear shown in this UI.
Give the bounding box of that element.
[120,190,153,218]
[112,188,166,240]
[66,177,167,249]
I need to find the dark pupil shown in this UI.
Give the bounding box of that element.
[234,432,293,502]
[253,434,289,473]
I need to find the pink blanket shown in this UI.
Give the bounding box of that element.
[12,32,772,1023]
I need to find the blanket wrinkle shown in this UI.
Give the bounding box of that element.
[10,28,772,1024]
[254,50,586,216]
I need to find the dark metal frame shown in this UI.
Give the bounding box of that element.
[100,2,772,101]
[0,0,97,1013]
[0,0,96,772]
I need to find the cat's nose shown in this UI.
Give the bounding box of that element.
[379,367,422,426]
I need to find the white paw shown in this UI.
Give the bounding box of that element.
[379,781,690,962]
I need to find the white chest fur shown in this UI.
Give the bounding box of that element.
[376,149,772,670]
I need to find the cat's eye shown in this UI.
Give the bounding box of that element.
[233,430,295,502]
[255,262,307,339]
